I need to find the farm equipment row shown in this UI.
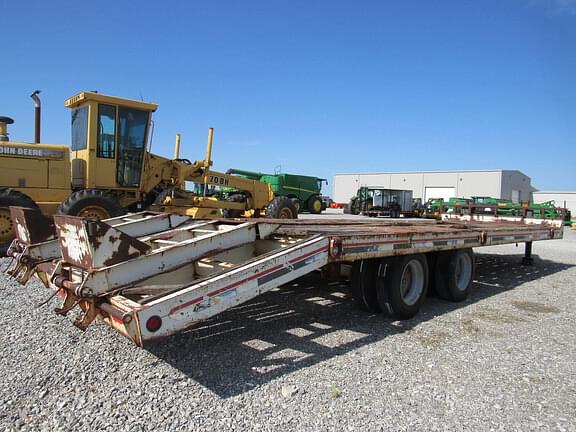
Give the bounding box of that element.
[423,196,571,225]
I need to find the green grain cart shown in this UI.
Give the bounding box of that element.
[226,169,327,214]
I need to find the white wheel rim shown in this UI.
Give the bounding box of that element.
[400,259,424,306]
[455,253,473,291]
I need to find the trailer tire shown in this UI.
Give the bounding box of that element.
[434,249,475,302]
[0,188,39,256]
[222,194,247,218]
[377,254,428,320]
[307,195,323,214]
[266,196,297,219]
[426,252,439,296]
[350,259,381,312]
[58,189,125,220]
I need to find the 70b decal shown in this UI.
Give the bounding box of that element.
[207,175,230,186]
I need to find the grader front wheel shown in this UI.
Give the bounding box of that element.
[0,208,12,244]
[58,189,125,220]
[266,196,298,219]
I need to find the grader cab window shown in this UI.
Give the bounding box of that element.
[71,107,88,151]
[117,107,149,187]
[97,104,116,158]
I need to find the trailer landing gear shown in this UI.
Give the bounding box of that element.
[521,241,534,266]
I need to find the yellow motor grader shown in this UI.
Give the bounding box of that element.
[0,91,297,252]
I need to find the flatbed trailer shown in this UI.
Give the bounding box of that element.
[4,207,564,346]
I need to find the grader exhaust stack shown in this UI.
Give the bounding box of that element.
[30,90,41,144]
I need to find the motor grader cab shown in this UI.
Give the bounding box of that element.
[66,93,156,199]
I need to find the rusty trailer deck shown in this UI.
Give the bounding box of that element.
[4,208,564,346]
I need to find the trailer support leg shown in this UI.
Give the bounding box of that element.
[521,241,534,266]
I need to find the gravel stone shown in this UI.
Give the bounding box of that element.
[281,385,299,398]
[0,221,575,431]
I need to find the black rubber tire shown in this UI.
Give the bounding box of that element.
[307,195,323,214]
[222,193,247,218]
[434,249,475,302]
[0,188,39,256]
[426,252,439,296]
[377,254,429,320]
[266,196,297,219]
[350,259,382,312]
[290,197,302,214]
[58,189,125,219]
[347,199,359,215]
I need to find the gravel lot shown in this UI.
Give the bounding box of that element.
[1,216,575,431]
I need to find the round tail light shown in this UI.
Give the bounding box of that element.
[146,315,162,332]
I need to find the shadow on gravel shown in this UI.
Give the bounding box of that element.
[146,253,572,398]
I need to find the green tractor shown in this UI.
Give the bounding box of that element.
[226,169,327,214]
[346,187,413,217]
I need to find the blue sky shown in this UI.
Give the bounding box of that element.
[2,0,575,194]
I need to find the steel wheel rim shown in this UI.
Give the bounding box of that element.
[0,208,13,241]
[313,200,322,212]
[455,253,472,291]
[77,206,110,220]
[400,259,424,306]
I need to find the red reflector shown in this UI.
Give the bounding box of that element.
[146,316,162,332]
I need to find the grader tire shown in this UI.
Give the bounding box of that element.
[58,189,125,220]
[290,197,302,214]
[266,196,297,219]
[0,188,39,256]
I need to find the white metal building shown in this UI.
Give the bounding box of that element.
[333,170,532,204]
[532,191,576,215]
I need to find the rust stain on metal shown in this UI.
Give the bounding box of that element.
[9,206,56,245]
[54,215,151,270]
[102,234,151,267]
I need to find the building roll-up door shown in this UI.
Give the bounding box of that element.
[424,187,455,201]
